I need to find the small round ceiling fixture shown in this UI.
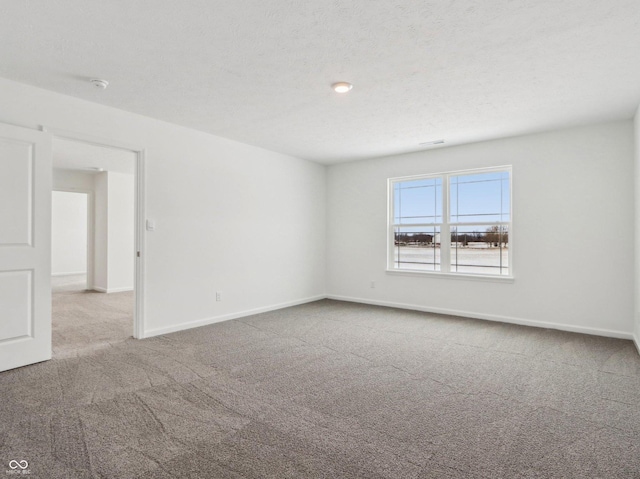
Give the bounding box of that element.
[332,82,353,93]
[90,79,109,89]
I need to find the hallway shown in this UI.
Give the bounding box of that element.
[52,274,133,358]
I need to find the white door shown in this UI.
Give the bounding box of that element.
[0,123,52,372]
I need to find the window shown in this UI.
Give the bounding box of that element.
[389,167,511,277]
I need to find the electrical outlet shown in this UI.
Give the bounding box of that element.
[216,291,222,301]
[370,281,376,289]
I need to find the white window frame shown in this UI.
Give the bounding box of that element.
[387,166,513,281]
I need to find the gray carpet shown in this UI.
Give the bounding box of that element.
[52,274,133,358]
[2,298,640,478]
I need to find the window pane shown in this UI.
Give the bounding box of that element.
[394,177,442,225]
[451,225,509,275]
[450,171,510,223]
[394,226,441,271]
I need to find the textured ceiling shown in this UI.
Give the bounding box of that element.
[2,1,640,164]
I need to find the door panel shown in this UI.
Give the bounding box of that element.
[0,138,33,245]
[0,123,51,372]
[0,270,32,341]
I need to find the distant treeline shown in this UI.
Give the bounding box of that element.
[396,226,508,247]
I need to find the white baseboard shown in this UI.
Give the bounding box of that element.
[93,286,133,294]
[139,291,636,344]
[327,294,634,340]
[143,294,326,338]
[52,271,86,277]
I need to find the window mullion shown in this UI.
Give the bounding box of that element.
[441,175,450,273]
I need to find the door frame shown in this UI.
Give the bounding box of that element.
[42,127,146,339]
[51,189,94,290]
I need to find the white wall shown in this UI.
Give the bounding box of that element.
[53,168,96,288]
[93,172,108,291]
[327,121,635,337]
[634,104,640,344]
[0,77,326,337]
[106,172,134,292]
[51,191,87,276]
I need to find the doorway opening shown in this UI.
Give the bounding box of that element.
[52,190,89,292]
[49,132,144,357]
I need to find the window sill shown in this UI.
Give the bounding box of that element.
[385,269,514,283]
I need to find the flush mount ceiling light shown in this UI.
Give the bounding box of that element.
[332,82,353,93]
[90,78,109,89]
